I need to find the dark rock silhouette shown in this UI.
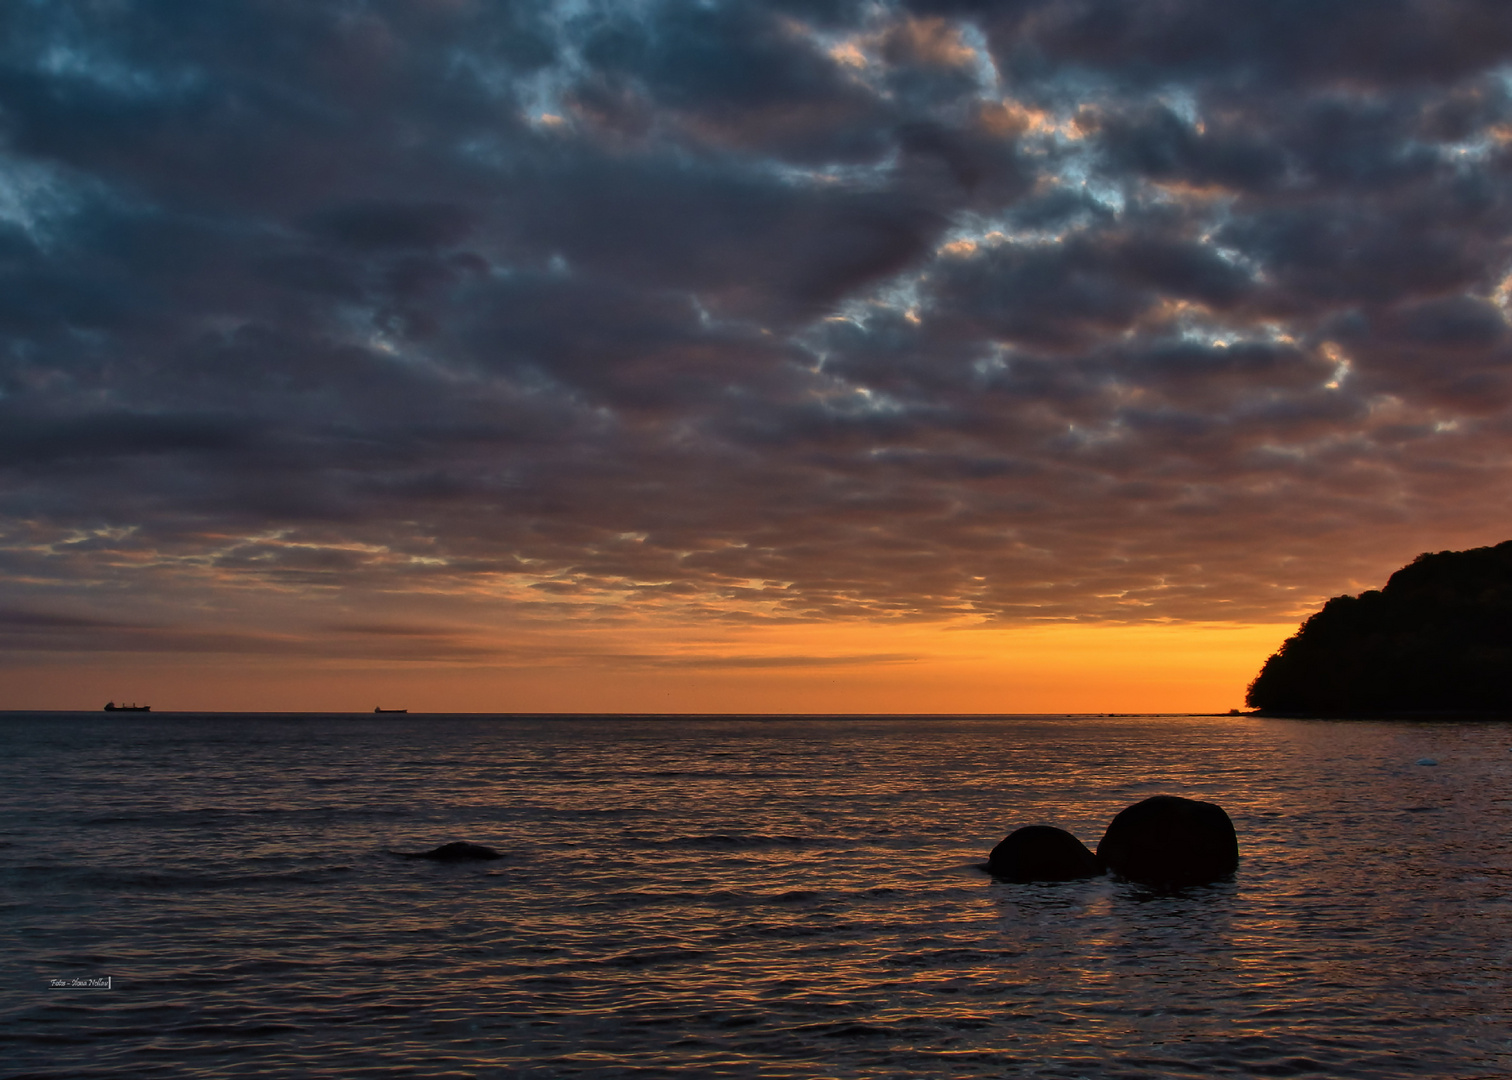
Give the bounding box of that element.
[1097,795,1238,887]
[986,825,1102,882]
[401,841,502,862]
[1246,540,1512,716]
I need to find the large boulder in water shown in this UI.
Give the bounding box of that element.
[986,825,1102,882]
[1097,796,1237,887]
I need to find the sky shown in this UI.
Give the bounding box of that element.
[4,0,1512,712]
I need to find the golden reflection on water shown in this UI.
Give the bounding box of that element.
[2,713,1510,1077]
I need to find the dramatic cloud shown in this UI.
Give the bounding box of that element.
[3,0,1512,670]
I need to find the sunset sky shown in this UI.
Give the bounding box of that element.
[4,0,1512,712]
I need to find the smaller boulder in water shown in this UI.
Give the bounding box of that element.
[1097,795,1237,887]
[986,825,1102,882]
[404,841,503,862]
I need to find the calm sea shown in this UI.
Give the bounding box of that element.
[1,712,1508,1078]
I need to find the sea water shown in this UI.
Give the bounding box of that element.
[0,712,1508,1078]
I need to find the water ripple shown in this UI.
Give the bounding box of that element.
[0,713,1509,1078]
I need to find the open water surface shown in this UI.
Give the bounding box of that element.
[0,712,1509,1078]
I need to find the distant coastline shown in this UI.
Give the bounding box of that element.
[8,709,1500,721]
[1251,709,1512,721]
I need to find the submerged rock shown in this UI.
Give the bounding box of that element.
[986,825,1102,882]
[403,841,503,862]
[1097,796,1237,887]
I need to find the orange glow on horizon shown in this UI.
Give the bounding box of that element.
[1,620,1295,715]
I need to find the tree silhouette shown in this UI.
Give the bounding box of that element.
[1246,540,1512,715]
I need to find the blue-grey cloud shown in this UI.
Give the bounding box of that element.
[3,0,1512,661]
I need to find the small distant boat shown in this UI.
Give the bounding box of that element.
[374,707,408,714]
[103,702,151,712]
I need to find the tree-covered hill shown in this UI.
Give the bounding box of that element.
[1246,541,1512,715]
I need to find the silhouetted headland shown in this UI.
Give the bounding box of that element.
[1246,540,1512,717]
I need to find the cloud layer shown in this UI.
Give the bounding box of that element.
[4,0,1512,661]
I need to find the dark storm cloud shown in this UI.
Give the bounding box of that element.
[909,0,1512,87]
[0,410,252,467]
[589,1,826,106]
[306,201,476,251]
[506,153,945,321]
[1096,109,1285,193]
[923,222,1258,351]
[4,0,1512,657]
